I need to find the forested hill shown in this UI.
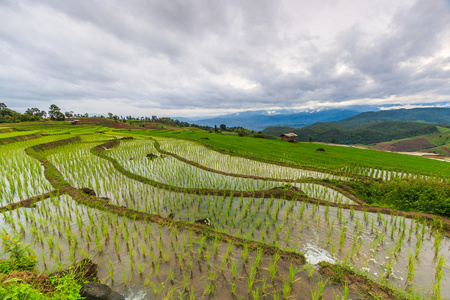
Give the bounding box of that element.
[332,107,450,129]
[261,107,450,144]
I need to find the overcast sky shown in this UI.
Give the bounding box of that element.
[1,0,450,117]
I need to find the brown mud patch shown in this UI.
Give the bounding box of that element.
[319,262,407,300]
[374,137,435,152]
[66,118,143,129]
[0,191,58,212]
[50,258,98,282]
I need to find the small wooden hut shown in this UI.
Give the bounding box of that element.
[68,120,80,125]
[280,132,297,142]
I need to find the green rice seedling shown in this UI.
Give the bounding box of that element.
[282,279,291,299]
[231,279,237,295]
[316,275,328,299]
[253,287,260,300]
[40,251,46,267]
[303,262,314,279]
[289,262,298,286]
[434,255,446,300]
[254,248,263,269]
[384,258,392,280]
[123,269,127,286]
[394,235,404,253]
[415,235,423,258]
[241,245,249,265]
[339,224,347,250]
[155,260,161,276]
[434,230,442,258]
[247,264,257,295]
[331,241,336,256]
[163,249,169,262]
[231,259,237,281]
[407,250,416,283]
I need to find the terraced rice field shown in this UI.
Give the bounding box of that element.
[0,131,449,299]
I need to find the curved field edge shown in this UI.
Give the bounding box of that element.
[0,132,43,145]
[24,136,306,261]
[0,191,58,212]
[91,138,311,199]
[141,130,450,179]
[23,135,422,299]
[96,137,450,236]
[319,262,409,300]
[151,137,367,205]
[153,135,373,181]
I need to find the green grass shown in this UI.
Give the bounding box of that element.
[113,129,450,178]
[437,126,450,133]
[0,130,40,139]
[425,132,450,147]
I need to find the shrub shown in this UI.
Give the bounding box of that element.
[0,233,37,274]
[348,179,450,217]
[0,279,47,300]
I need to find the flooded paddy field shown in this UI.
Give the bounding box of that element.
[1,133,448,299]
[0,195,362,299]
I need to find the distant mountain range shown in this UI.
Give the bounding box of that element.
[261,108,450,145]
[177,107,378,131]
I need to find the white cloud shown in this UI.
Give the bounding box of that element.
[0,0,449,117]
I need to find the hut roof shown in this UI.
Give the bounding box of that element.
[280,133,298,137]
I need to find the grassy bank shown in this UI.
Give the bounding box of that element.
[116,129,450,179]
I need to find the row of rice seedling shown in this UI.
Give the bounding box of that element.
[105,138,284,191]
[0,129,41,139]
[339,165,442,181]
[0,135,82,205]
[0,195,362,299]
[26,134,450,298]
[295,183,355,204]
[154,137,344,180]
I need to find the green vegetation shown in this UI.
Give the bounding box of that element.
[346,179,450,217]
[0,233,84,300]
[262,107,450,145]
[138,129,450,178]
[263,121,439,144]
[0,119,449,299]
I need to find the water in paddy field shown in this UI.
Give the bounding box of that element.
[0,196,363,299]
[40,139,450,297]
[133,137,348,181]
[149,192,450,297]
[4,193,446,298]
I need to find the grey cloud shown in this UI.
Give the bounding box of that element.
[1,0,449,116]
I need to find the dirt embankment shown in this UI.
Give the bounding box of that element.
[0,191,58,211]
[0,132,42,145]
[66,118,143,129]
[374,137,435,152]
[319,263,408,300]
[0,259,98,297]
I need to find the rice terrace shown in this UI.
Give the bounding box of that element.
[0,117,448,300]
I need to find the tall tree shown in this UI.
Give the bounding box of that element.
[48,104,65,121]
[0,103,6,110]
[64,111,74,118]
